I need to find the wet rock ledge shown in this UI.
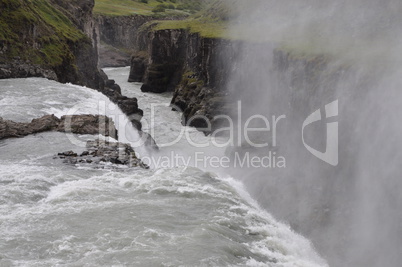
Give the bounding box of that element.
[57,139,149,169]
[0,114,117,140]
[100,78,143,131]
[100,78,158,151]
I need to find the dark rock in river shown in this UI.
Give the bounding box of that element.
[100,79,144,131]
[58,115,117,139]
[105,79,116,87]
[57,139,149,169]
[128,53,148,82]
[0,115,60,139]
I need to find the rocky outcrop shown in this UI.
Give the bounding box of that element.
[0,115,60,139]
[0,114,117,140]
[101,79,144,130]
[57,139,149,169]
[138,30,187,93]
[50,0,103,87]
[128,51,148,82]
[0,61,58,81]
[93,78,158,150]
[57,114,117,138]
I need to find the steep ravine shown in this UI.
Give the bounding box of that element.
[129,29,242,132]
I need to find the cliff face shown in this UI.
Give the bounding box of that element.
[51,0,104,88]
[0,0,103,89]
[97,15,152,51]
[96,15,155,67]
[95,14,189,68]
[130,29,239,131]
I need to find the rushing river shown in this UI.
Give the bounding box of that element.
[0,67,327,266]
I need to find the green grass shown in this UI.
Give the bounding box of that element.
[143,0,232,38]
[94,0,201,16]
[94,0,154,16]
[33,0,86,41]
[93,0,238,38]
[0,0,88,67]
[148,0,261,39]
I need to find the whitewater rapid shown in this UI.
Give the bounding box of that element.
[0,68,327,266]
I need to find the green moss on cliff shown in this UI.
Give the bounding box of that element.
[34,0,85,41]
[0,0,88,67]
[94,0,153,16]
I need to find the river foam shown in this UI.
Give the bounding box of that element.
[0,71,327,266]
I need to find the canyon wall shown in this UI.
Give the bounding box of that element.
[129,29,241,131]
[96,15,153,67]
[95,14,187,68]
[0,0,103,89]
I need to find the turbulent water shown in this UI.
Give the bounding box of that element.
[0,68,327,266]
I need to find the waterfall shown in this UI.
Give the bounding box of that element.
[224,1,402,266]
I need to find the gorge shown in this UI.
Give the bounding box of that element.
[1,0,402,266]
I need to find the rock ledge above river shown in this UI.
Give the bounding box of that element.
[0,114,117,140]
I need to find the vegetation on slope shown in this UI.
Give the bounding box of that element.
[94,0,234,38]
[0,0,89,67]
[94,0,205,17]
[151,0,232,38]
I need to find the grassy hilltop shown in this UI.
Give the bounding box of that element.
[94,0,271,39]
[94,0,236,38]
